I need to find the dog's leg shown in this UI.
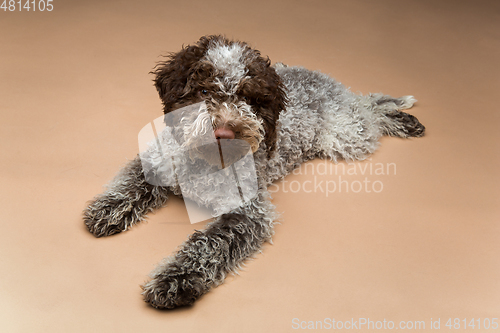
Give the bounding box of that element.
[84,156,170,237]
[141,193,275,309]
[369,93,425,138]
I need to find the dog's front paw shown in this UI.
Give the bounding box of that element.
[141,271,206,309]
[83,195,130,237]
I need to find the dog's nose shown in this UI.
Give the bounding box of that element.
[214,127,235,140]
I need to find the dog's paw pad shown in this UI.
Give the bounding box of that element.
[141,273,205,309]
[83,197,129,237]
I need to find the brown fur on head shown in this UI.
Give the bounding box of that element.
[151,35,287,153]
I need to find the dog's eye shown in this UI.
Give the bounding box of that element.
[199,89,209,97]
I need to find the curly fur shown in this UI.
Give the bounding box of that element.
[83,35,425,309]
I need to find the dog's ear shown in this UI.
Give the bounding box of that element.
[152,36,215,113]
[247,57,287,153]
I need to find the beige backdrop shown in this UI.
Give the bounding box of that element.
[1,0,499,332]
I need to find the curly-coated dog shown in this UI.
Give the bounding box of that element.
[84,35,425,309]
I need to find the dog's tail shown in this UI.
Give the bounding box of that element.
[369,93,425,138]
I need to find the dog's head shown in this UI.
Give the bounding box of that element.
[152,35,286,154]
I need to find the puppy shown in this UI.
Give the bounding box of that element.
[84,35,425,309]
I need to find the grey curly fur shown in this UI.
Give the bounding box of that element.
[83,35,425,309]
